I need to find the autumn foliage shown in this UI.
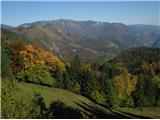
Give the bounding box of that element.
[10,41,65,86]
[2,39,160,109]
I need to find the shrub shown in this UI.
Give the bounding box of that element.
[1,43,14,78]
[120,97,134,107]
[72,82,81,94]
[155,99,160,107]
[17,65,55,86]
[90,90,106,105]
[1,79,41,118]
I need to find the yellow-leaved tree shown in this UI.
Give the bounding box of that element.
[112,67,137,107]
[11,41,65,86]
[19,44,65,71]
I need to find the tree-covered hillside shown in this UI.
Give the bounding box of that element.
[111,47,160,74]
[1,28,160,118]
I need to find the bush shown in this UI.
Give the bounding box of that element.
[1,79,41,118]
[120,97,134,107]
[155,99,160,107]
[72,82,81,94]
[90,90,106,105]
[17,65,55,86]
[1,43,14,78]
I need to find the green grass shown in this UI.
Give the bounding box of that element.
[14,82,160,118]
[15,82,112,116]
[16,82,94,107]
[115,107,160,119]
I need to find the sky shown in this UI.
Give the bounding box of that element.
[1,1,160,26]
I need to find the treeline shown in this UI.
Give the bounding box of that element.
[1,39,160,118]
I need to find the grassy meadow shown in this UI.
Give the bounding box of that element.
[13,82,160,119]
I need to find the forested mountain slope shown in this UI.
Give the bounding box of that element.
[1,22,160,119]
[2,20,160,61]
[111,47,160,74]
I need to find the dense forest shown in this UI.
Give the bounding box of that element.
[1,29,160,118]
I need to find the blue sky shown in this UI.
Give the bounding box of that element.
[1,1,159,26]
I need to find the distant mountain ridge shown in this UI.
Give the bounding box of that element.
[129,24,160,45]
[2,19,160,61]
[1,24,15,30]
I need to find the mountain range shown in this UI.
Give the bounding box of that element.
[2,19,160,61]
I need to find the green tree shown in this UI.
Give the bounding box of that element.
[63,71,73,90]
[90,90,106,104]
[68,55,81,83]
[80,69,97,98]
[72,81,81,94]
[54,70,64,88]
[101,73,119,107]
[134,74,157,107]
[17,65,55,86]
[1,43,14,78]
[66,55,82,93]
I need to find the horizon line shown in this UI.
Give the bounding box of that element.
[2,19,160,27]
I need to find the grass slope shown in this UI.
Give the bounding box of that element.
[15,82,160,118]
[115,107,160,119]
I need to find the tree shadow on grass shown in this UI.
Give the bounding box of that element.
[74,101,152,119]
[74,101,131,119]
